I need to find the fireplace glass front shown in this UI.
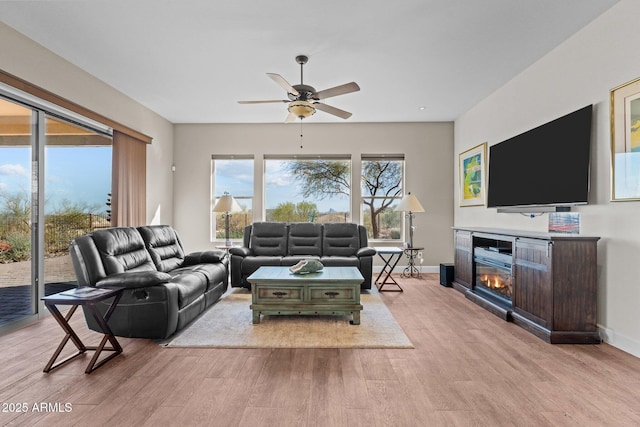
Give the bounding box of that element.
[475,262,512,303]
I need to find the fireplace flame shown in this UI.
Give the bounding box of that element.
[478,271,512,298]
[481,274,505,289]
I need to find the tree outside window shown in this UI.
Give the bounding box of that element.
[212,157,253,240]
[265,158,350,223]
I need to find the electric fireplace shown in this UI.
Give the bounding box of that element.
[474,247,513,307]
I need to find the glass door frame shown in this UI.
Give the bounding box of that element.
[33,110,45,322]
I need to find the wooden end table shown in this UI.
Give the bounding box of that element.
[247,266,364,325]
[41,286,124,374]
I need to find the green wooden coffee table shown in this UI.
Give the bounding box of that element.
[247,266,364,325]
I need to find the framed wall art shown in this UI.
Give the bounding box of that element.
[458,142,486,207]
[611,76,640,201]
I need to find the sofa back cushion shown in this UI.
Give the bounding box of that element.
[288,222,322,256]
[250,222,288,256]
[322,223,360,257]
[91,227,157,275]
[138,225,185,272]
[69,235,107,286]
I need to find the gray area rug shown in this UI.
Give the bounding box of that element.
[162,287,413,349]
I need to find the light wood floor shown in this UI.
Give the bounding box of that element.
[1,274,639,426]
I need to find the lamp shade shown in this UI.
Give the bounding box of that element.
[288,101,316,119]
[395,192,425,213]
[212,193,242,213]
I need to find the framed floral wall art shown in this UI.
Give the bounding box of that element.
[611,76,640,201]
[459,142,486,207]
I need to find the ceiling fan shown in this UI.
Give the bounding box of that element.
[238,55,360,122]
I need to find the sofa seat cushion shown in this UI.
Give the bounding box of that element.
[250,222,288,256]
[320,256,360,267]
[173,263,228,291]
[167,270,208,309]
[281,256,321,266]
[241,256,282,276]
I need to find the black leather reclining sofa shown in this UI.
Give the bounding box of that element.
[229,222,376,289]
[69,225,228,339]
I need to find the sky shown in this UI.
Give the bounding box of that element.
[0,146,112,214]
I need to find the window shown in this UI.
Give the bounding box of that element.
[361,155,404,240]
[212,156,253,241]
[264,156,351,223]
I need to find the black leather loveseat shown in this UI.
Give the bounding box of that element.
[229,222,376,290]
[69,225,228,339]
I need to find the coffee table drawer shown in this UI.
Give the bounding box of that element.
[256,286,303,302]
[309,287,357,303]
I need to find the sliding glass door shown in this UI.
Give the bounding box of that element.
[43,115,112,296]
[0,95,112,331]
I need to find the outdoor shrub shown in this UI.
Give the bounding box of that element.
[0,232,31,262]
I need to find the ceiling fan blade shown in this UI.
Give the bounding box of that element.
[238,100,288,104]
[314,103,352,119]
[267,73,300,97]
[314,82,360,100]
[285,112,298,123]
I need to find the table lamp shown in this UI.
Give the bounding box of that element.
[395,192,425,248]
[212,192,242,246]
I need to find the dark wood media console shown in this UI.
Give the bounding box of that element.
[453,227,600,344]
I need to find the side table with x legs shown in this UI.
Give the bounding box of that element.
[41,286,124,374]
[374,247,404,291]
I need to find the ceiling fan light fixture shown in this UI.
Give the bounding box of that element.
[288,100,316,119]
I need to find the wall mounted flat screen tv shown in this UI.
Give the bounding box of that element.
[487,104,593,209]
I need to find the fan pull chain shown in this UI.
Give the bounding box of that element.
[300,121,304,149]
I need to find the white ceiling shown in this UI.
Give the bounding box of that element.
[0,0,619,124]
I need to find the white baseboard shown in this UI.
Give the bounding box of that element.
[597,325,640,359]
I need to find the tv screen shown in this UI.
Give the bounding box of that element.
[487,105,593,209]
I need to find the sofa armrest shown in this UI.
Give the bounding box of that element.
[356,247,377,257]
[184,250,226,265]
[229,246,252,257]
[96,271,172,289]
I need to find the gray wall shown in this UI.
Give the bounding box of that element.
[454,0,640,357]
[173,122,454,269]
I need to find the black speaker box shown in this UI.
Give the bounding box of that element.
[439,263,454,287]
